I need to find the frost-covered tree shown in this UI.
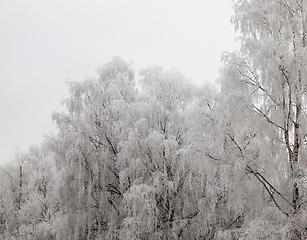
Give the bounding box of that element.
[48,59,223,239]
[7,38,307,238]
[216,0,307,239]
[50,56,137,239]
[0,161,22,238]
[0,145,58,240]
[18,145,58,239]
[117,66,199,239]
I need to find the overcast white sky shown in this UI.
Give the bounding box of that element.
[0,0,237,164]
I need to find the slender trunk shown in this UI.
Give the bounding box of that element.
[292,101,300,213]
[17,164,23,237]
[19,165,22,210]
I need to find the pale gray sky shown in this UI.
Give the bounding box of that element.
[0,0,237,164]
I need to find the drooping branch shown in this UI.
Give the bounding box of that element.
[107,198,120,215]
[225,208,250,230]
[1,169,17,182]
[237,62,281,107]
[226,133,244,158]
[226,133,291,216]
[106,183,122,198]
[253,170,293,207]
[246,166,289,217]
[252,104,285,130]
[89,136,108,150]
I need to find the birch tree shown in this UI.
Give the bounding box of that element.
[50,56,136,239]
[217,0,307,238]
[117,67,198,239]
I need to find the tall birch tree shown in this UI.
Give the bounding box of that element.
[218,0,307,238]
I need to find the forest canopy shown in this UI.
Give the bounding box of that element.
[2,0,307,239]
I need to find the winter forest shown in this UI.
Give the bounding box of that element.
[3,0,307,239]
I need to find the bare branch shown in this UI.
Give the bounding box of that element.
[225,208,250,230]
[252,104,285,130]
[246,165,289,216]
[226,133,291,216]
[254,170,293,207]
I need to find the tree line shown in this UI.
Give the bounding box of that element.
[2,0,307,239]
